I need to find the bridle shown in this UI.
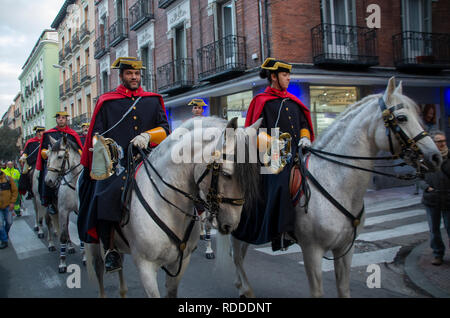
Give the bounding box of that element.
[46,140,81,190]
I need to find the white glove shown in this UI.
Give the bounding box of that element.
[19,154,27,164]
[131,132,150,149]
[298,137,311,149]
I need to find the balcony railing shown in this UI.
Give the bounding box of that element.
[73,72,80,90]
[393,31,450,70]
[71,113,89,130]
[59,84,65,98]
[38,71,42,82]
[157,58,194,95]
[80,21,90,41]
[64,42,72,58]
[80,65,91,84]
[59,50,64,64]
[72,32,80,50]
[94,34,109,59]
[311,23,379,67]
[14,109,20,118]
[65,79,71,94]
[130,0,154,30]
[109,18,128,47]
[142,72,156,92]
[197,35,246,82]
[39,100,43,111]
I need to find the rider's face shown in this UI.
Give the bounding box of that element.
[271,72,290,91]
[192,106,203,116]
[56,115,67,128]
[120,69,141,91]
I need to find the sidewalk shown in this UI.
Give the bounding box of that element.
[364,185,450,298]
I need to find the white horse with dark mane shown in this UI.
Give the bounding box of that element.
[45,135,86,273]
[84,116,261,297]
[217,77,442,298]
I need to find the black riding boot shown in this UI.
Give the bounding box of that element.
[98,220,122,273]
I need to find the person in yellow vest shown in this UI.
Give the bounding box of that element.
[0,168,18,249]
[2,161,21,217]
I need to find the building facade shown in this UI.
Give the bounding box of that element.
[18,30,60,140]
[52,0,98,132]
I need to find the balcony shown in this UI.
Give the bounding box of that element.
[393,31,450,71]
[25,86,31,97]
[31,80,35,91]
[14,109,20,118]
[73,72,81,91]
[80,65,91,84]
[59,50,64,64]
[197,35,246,82]
[94,34,109,59]
[108,18,128,47]
[71,113,89,130]
[80,21,90,42]
[64,42,72,59]
[142,72,156,92]
[65,79,71,95]
[158,0,177,9]
[39,100,43,111]
[38,71,42,82]
[130,0,154,31]
[311,23,379,67]
[72,32,80,50]
[59,84,65,98]
[157,58,194,95]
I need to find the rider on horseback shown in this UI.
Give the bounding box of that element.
[36,112,83,216]
[233,58,315,251]
[19,126,44,200]
[79,123,89,146]
[78,57,170,273]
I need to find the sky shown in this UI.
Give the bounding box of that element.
[0,0,66,117]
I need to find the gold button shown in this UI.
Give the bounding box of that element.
[120,187,124,191]
[126,89,128,93]
[286,108,289,111]
[288,116,292,119]
[134,126,138,130]
[122,176,126,180]
[291,125,294,129]
[133,116,137,120]
[133,107,136,110]
[132,97,135,101]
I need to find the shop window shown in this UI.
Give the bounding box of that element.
[225,90,253,127]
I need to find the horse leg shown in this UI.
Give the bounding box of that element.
[86,243,106,298]
[165,254,192,298]
[199,214,206,240]
[117,263,128,298]
[44,212,56,251]
[134,255,160,298]
[301,244,325,297]
[58,215,70,273]
[32,198,39,232]
[204,221,215,259]
[231,236,254,298]
[333,246,354,298]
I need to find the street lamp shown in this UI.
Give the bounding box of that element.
[53,64,69,70]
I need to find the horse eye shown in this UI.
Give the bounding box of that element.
[397,115,408,122]
[222,171,232,178]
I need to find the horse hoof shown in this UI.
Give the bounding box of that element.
[37,233,44,239]
[206,252,215,259]
[199,235,205,240]
[68,248,76,254]
[59,267,67,274]
[83,260,86,266]
[48,246,56,252]
[33,226,39,232]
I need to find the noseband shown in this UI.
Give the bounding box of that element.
[379,97,428,163]
[46,144,81,190]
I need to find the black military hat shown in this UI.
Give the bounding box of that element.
[111,57,146,70]
[261,58,292,73]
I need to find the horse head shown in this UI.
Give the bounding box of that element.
[45,135,81,188]
[373,77,442,172]
[195,117,262,235]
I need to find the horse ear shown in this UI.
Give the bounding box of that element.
[395,81,403,95]
[49,136,56,147]
[383,76,396,105]
[226,117,238,129]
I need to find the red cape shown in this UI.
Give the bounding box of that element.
[245,86,315,141]
[80,85,167,170]
[36,126,83,171]
[23,136,41,152]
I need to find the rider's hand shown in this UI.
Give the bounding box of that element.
[298,137,311,149]
[19,154,27,164]
[131,132,150,149]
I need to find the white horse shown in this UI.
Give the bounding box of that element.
[218,77,442,298]
[31,168,58,251]
[84,116,261,297]
[45,135,86,273]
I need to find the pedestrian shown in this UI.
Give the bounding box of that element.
[78,57,170,273]
[35,112,83,215]
[2,161,21,217]
[419,130,450,266]
[0,168,18,249]
[233,57,315,251]
[18,126,44,200]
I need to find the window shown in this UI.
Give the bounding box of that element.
[86,94,92,117]
[78,98,82,116]
[141,46,153,91]
[402,0,431,33]
[102,71,109,93]
[174,25,187,83]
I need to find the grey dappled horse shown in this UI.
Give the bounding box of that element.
[84,116,261,298]
[217,77,442,298]
[45,135,85,273]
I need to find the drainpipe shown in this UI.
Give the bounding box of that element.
[264,0,271,57]
[258,0,265,61]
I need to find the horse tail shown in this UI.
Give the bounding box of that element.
[213,232,235,276]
